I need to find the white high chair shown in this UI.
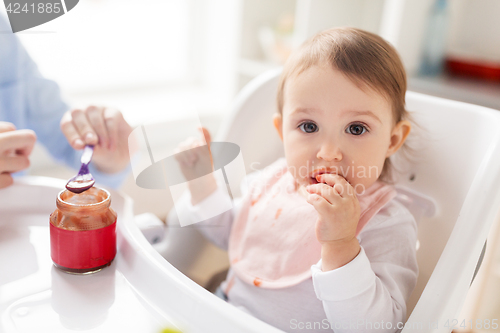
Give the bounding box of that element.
[162,68,500,332]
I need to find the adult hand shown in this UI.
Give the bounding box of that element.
[0,122,37,189]
[60,106,133,174]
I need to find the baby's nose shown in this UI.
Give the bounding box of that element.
[316,142,342,162]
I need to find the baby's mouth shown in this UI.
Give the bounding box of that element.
[308,168,351,185]
[310,177,319,184]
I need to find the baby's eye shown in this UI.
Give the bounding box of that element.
[346,123,367,136]
[299,122,318,133]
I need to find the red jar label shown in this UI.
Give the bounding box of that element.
[50,220,117,270]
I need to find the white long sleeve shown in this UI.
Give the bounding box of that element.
[310,200,418,332]
[174,170,262,250]
[182,183,239,251]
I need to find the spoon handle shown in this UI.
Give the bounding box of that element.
[81,145,95,165]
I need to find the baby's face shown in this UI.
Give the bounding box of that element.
[275,64,399,193]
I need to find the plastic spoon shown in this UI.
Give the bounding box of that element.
[66,145,95,193]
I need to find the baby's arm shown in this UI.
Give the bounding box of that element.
[184,180,240,251]
[168,127,233,250]
[310,204,418,333]
[164,183,235,276]
[174,127,218,206]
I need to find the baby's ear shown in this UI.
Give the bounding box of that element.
[386,120,411,157]
[273,113,283,141]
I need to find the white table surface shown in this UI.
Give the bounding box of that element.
[0,178,171,333]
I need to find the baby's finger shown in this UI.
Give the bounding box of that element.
[306,192,332,216]
[306,183,341,204]
[186,147,201,166]
[177,155,191,168]
[181,146,196,165]
[198,127,212,149]
[333,183,344,197]
[198,127,213,167]
[176,137,194,152]
[188,136,209,164]
[316,174,351,196]
[174,149,193,167]
[186,150,197,166]
[175,138,198,166]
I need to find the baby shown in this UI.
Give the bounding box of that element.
[173,27,418,333]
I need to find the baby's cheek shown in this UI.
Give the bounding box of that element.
[346,163,382,192]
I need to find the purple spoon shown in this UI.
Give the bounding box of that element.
[66,145,95,193]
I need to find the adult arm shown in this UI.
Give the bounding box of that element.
[0,14,130,188]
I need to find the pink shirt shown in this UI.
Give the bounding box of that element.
[180,158,418,332]
[228,158,397,289]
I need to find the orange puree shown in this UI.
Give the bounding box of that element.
[50,187,116,231]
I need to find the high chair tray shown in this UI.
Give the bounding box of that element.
[0,177,283,333]
[0,177,166,332]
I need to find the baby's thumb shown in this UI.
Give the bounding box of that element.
[198,126,214,169]
[198,127,212,147]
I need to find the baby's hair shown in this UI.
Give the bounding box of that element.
[276,27,411,183]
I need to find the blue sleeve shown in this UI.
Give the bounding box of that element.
[0,14,127,189]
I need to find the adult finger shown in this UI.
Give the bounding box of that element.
[70,108,99,146]
[0,122,16,133]
[0,130,37,156]
[60,111,86,149]
[0,173,14,189]
[103,108,123,151]
[0,155,30,173]
[85,106,109,149]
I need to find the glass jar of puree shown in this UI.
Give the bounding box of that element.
[50,187,117,274]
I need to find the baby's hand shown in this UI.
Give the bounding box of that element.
[306,174,361,245]
[174,127,213,175]
[173,127,217,205]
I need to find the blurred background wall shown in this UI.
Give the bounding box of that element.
[5,0,498,175]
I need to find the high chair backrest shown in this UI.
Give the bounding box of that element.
[215,69,500,332]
